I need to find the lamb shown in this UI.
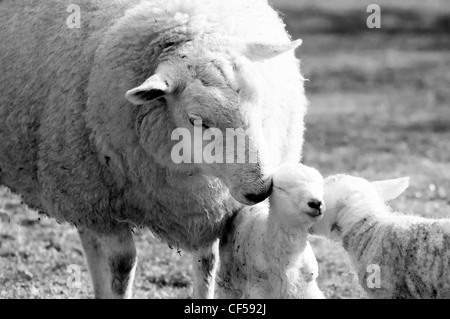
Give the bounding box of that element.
[217,163,326,299]
[0,0,307,298]
[311,174,450,299]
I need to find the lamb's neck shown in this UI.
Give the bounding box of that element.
[337,204,374,233]
[262,210,309,298]
[335,203,387,254]
[264,211,309,267]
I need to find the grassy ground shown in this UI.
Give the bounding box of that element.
[1,0,450,298]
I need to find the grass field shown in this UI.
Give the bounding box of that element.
[1,0,450,298]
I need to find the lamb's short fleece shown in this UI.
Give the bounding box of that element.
[311,174,450,299]
[217,163,326,299]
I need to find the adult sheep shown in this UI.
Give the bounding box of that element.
[0,0,307,298]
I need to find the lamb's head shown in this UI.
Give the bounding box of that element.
[270,163,325,228]
[124,39,302,205]
[311,174,410,239]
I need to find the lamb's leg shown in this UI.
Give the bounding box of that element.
[78,226,137,299]
[192,239,219,299]
[305,282,326,299]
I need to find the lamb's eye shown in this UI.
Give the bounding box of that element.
[213,64,225,77]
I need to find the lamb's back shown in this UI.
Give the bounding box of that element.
[349,215,450,298]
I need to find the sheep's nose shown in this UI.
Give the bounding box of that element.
[244,179,273,204]
[308,200,323,214]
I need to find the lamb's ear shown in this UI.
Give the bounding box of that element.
[372,177,410,202]
[243,39,302,61]
[125,74,171,105]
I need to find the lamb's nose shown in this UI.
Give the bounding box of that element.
[308,200,323,211]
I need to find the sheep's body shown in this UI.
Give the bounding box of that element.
[0,0,307,298]
[314,175,450,299]
[217,164,325,299]
[0,0,305,248]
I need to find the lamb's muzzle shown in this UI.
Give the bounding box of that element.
[307,199,324,217]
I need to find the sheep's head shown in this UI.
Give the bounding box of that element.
[270,163,325,228]
[311,174,410,239]
[124,39,302,205]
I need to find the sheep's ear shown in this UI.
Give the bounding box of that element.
[125,74,171,105]
[243,39,302,61]
[372,177,410,202]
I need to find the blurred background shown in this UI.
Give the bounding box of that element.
[1,0,449,298]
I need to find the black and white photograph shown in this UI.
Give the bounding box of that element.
[0,0,449,301]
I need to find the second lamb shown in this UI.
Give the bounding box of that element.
[217,163,326,299]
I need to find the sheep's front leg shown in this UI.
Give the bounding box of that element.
[78,226,137,299]
[192,239,219,299]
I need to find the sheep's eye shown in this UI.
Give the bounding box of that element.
[189,117,196,126]
[199,78,211,87]
[189,117,209,129]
